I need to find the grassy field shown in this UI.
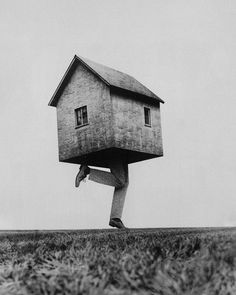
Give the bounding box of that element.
[0,228,235,294]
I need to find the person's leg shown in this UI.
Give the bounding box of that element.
[88,168,123,188]
[76,165,123,188]
[110,182,129,220]
[86,154,129,221]
[76,153,129,228]
[109,158,129,221]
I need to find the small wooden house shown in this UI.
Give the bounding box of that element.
[49,55,164,168]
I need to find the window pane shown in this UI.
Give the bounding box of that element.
[82,106,88,124]
[77,109,82,126]
[75,106,88,127]
[144,107,151,126]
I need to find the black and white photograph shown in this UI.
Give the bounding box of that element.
[0,0,236,294]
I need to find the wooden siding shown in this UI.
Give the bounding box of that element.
[56,62,112,162]
[111,91,163,157]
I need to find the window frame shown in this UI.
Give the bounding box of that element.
[144,107,151,127]
[75,105,89,128]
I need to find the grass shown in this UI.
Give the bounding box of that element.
[0,228,235,294]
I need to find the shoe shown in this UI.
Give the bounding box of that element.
[109,218,126,229]
[75,165,90,187]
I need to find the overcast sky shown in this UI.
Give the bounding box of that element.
[0,0,236,229]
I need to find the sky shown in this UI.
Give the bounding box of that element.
[0,0,236,229]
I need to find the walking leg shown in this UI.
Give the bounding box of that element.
[88,168,123,188]
[109,157,129,226]
[110,182,129,220]
[76,153,129,229]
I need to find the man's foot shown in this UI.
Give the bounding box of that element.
[75,165,90,187]
[109,218,126,229]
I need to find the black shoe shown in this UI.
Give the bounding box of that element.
[75,165,90,187]
[109,218,126,229]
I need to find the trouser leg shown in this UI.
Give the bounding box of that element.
[88,168,123,188]
[109,159,129,220]
[87,154,129,220]
[110,182,129,219]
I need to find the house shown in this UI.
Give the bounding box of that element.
[48,55,164,168]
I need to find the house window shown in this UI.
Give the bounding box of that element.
[75,106,88,127]
[144,107,151,126]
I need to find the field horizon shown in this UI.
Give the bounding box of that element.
[0,226,235,234]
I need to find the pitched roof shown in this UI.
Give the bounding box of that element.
[49,55,164,107]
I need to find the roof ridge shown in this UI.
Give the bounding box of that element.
[77,55,135,80]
